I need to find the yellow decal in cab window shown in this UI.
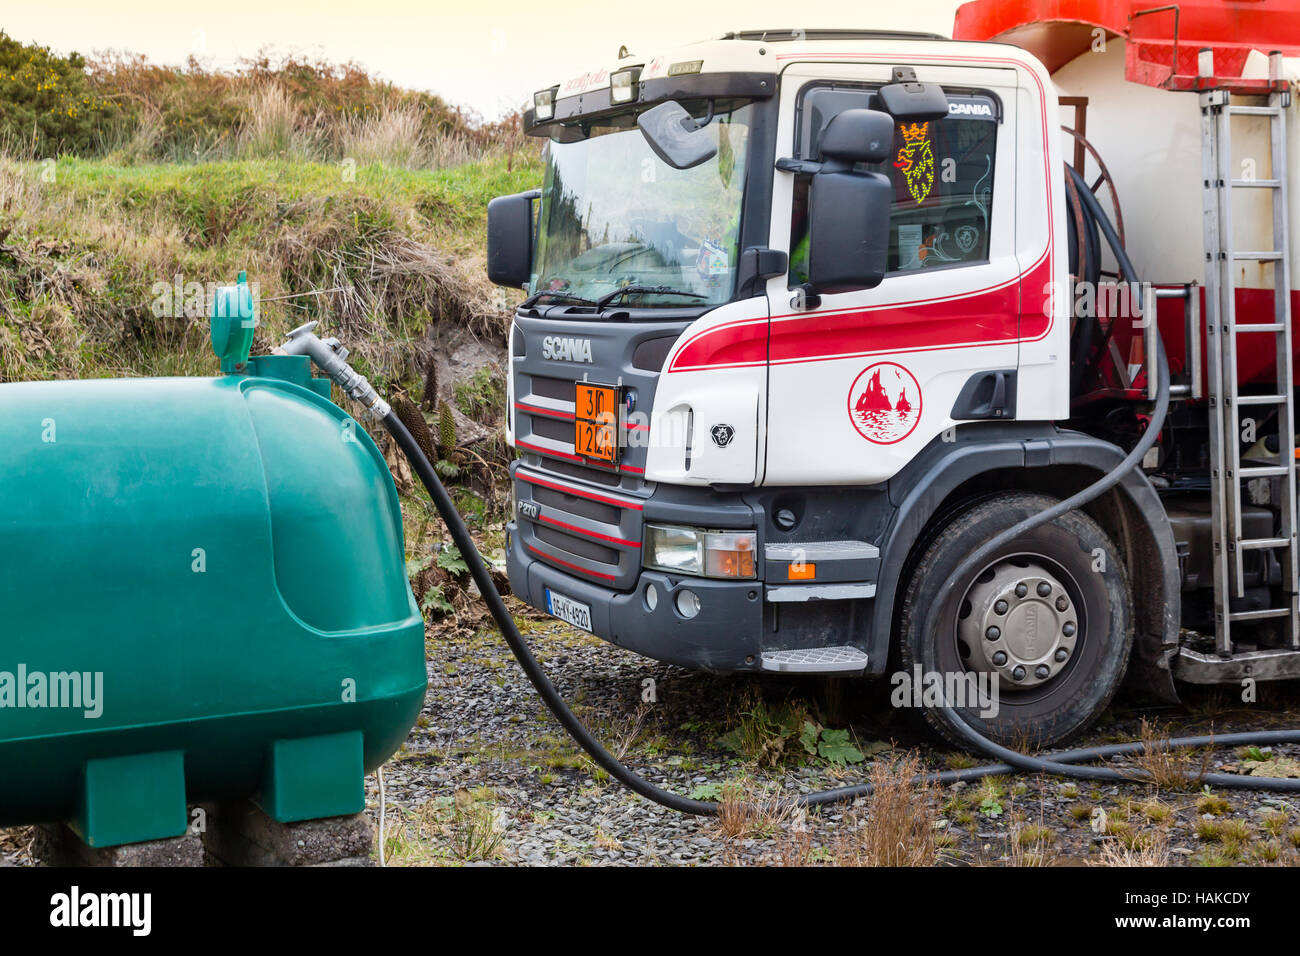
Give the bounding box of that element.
[894,122,935,205]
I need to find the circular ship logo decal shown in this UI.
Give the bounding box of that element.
[848,362,923,444]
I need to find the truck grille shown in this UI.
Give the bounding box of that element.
[529,375,576,401]
[513,461,648,590]
[530,416,573,444]
[544,459,623,488]
[510,313,690,589]
[530,482,622,525]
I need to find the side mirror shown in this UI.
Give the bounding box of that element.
[486,190,539,288]
[803,108,893,296]
[806,168,891,295]
[637,101,718,170]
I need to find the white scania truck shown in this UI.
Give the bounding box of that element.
[487,7,1300,746]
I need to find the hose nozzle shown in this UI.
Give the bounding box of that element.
[277,321,391,419]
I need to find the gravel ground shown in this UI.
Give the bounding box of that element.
[7,600,1300,867]
[363,600,1300,867]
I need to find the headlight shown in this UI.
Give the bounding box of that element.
[644,524,756,579]
[645,524,701,574]
[610,68,640,104]
[533,87,558,121]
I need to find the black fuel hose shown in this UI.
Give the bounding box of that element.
[385,411,716,815]
[379,164,1300,812]
[934,166,1170,622]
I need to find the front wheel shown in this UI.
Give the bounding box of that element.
[897,492,1133,748]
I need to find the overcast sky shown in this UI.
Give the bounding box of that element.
[3,1,966,118]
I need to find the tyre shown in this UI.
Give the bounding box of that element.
[897,492,1133,748]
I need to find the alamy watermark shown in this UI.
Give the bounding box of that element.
[151,274,260,321]
[0,664,103,719]
[890,665,1000,718]
[1040,278,1157,329]
[50,886,150,936]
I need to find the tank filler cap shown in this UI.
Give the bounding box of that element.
[211,271,257,374]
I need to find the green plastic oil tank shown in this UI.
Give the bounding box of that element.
[0,284,426,848]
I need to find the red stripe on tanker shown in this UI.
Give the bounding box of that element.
[668,249,1053,372]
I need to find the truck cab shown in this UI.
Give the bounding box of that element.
[489,23,1296,747]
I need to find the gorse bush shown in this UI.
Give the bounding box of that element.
[0,32,117,155]
[0,33,532,169]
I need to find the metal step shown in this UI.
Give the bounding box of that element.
[765,582,876,603]
[764,540,879,562]
[1239,536,1292,550]
[1174,646,1300,683]
[1236,464,1289,478]
[1235,393,1287,404]
[759,646,869,674]
[1228,607,1292,622]
[764,540,880,587]
[1228,105,1281,116]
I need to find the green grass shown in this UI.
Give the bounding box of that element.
[0,154,541,385]
[40,155,538,256]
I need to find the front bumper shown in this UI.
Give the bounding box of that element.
[507,522,765,672]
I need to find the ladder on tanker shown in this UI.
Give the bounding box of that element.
[1201,61,1300,656]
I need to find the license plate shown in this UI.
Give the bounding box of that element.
[574,382,620,464]
[545,588,593,632]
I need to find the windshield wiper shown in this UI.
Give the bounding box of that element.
[594,285,708,309]
[519,290,600,309]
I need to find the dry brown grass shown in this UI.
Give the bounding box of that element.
[1123,718,1211,791]
[0,826,35,865]
[714,780,800,842]
[1093,824,1172,866]
[1003,798,1062,866]
[712,763,942,867]
[611,702,652,761]
[236,82,319,159]
[73,49,533,169]
[829,754,939,866]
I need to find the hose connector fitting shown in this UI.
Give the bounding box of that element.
[277,321,392,419]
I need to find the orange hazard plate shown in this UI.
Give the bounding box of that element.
[574,383,620,463]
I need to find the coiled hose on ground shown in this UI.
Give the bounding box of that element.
[377,164,1300,814]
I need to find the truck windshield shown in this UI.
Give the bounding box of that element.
[532,102,753,308]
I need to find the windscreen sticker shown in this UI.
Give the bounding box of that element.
[897,224,923,269]
[697,239,729,279]
[894,122,935,205]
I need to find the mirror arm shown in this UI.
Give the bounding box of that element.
[775,157,822,175]
[735,246,789,299]
[522,190,541,289]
